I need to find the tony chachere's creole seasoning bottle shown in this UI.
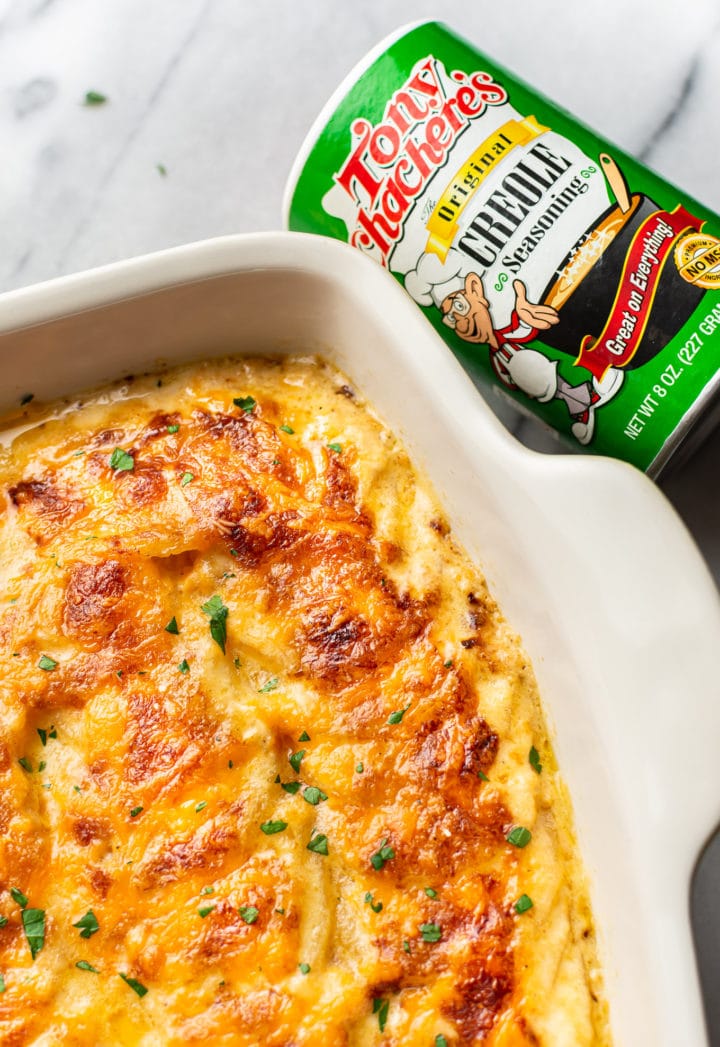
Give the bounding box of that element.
[284,21,720,475]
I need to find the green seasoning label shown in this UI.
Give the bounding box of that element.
[286,21,720,473]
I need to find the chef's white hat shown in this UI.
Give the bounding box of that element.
[404,248,467,309]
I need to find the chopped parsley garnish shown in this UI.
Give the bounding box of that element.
[198,906,215,918]
[233,396,256,413]
[129,806,143,818]
[298,730,310,742]
[356,762,363,773]
[39,762,47,773]
[178,659,190,673]
[302,786,327,806]
[258,676,278,693]
[364,892,382,913]
[279,424,295,434]
[370,839,395,870]
[373,998,389,1033]
[73,911,99,939]
[109,447,134,472]
[0,917,7,928]
[233,656,241,668]
[37,729,47,746]
[443,659,453,668]
[307,832,329,855]
[0,974,5,992]
[165,616,179,634]
[84,90,108,106]
[167,424,179,433]
[195,801,207,813]
[327,442,342,453]
[436,1036,448,1047]
[157,163,168,177]
[180,472,194,487]
[76,960,99,972]
[419,922,442,943]
[73,784,80,792]
[403,940,410,954]
[21,908,45,959]
[298,962,311,975]
[507,826,532,849]
[477,769,489,782]
[424,886,437,899]
[275,907,285,915]
[201,887,214,896]
[239,906,259,925]
[289,750,305,773]
[38,655,58,671]
[387,704,410,725]
[260,819,287,835]
[529,746,543,774]
[119,973,148,997]
[18,757,32,773]
[228,760,234,769]
[72,449,85,457]
[514,894,534,914]
[10,887,28,909]
[201,595,228,654]
[281,781,301,794]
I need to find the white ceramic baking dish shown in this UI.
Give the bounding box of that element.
[1,232,718,1045]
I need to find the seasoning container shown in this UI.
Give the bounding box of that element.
[284,21,720,476]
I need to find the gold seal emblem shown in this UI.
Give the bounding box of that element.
[675,232,720,288]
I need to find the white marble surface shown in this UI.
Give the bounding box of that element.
[1,0,720,1034]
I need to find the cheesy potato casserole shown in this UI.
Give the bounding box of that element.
[0,356,609,1045]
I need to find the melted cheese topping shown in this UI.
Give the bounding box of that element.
[0,356,610,1046]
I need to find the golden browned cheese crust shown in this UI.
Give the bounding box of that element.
[0,357,610,1046]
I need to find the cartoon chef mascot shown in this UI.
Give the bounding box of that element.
[404,249,624,445]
